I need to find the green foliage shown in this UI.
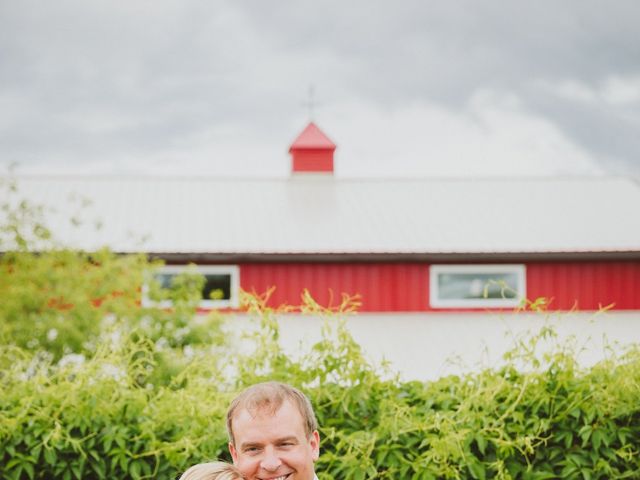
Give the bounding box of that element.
[0,177,224,365]
[2,175,640,479]
[2,296,640,479]
[0,334,231,480]
[312,326,640,480]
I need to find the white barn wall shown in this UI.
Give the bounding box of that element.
[223,311,640,381]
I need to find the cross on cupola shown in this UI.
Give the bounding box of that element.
[302,85,317,120]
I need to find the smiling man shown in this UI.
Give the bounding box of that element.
[227,382,320,480]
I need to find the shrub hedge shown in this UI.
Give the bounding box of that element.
[1,304,639,480]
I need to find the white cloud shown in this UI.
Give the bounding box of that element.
[536,79,598,105]
[536,74,640,106]
[1,1,639,177]
[602,75,640,105]
[327,90,602,177]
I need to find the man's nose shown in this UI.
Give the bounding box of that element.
[260,447,282,471]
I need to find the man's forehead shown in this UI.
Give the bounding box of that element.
[234,399,301,421]
[231,400,311,439]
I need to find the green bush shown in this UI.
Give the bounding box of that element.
[1,302,639,479]
[0,177,224,363]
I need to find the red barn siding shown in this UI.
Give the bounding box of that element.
[238,261,640,312]
[240,263,430,312]
[527,262,640,310]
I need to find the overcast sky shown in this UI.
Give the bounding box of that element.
[1,0,639,178]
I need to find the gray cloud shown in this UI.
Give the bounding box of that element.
[1,0,639,176]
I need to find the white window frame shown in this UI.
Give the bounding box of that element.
[144,265,240,309]
[430,264,526,308]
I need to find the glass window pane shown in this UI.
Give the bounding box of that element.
[438,272,519,300]
[156,273,174,289]
[203,274,231,301]
[154,273,232,301]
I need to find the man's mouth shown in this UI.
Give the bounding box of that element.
[259,474,292,480]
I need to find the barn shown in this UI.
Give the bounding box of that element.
[9,122,640,378]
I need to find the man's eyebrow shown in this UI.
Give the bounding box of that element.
[275,436,299,443]
[239,436,300,450]
[239,441,263,450]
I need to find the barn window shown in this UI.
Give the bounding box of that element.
[429,264,526,308]
[146,265,240,309]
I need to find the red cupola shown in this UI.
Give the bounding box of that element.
[289,122,336,174]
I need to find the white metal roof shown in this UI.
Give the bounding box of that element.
[6,175,640,256]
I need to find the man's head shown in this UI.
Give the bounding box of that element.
[227,382,320,480]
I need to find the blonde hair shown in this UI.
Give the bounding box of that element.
[178,461,243,480]
[226,381,318,445]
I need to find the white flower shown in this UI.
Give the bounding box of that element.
[59,353,86,368]
[183,345,195,358]
[101,363,125,381]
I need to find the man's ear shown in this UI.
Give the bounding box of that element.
[309,430,320,461]
[229,442,238,464]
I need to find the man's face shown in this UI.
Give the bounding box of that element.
[229,400,319,480]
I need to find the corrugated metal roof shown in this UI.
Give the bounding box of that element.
[7,175,640,255]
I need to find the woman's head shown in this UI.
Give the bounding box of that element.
[179,461,243,480]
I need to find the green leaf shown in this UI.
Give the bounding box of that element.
[468,461,486,480]
[592,429,602,450]
[130,460,141,478]
[476,433,487,455]
[23,462,35,480]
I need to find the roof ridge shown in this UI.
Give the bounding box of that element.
[10,173,637,183]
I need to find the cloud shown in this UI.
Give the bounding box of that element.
[0,1,639,176]
[603,75,640,105]
[528,75,640,174]
[329,90,601,177]
[536,75,640,107]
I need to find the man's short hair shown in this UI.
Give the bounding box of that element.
[226,381,318,445]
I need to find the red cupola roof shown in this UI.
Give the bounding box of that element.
[289,122,336,174]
